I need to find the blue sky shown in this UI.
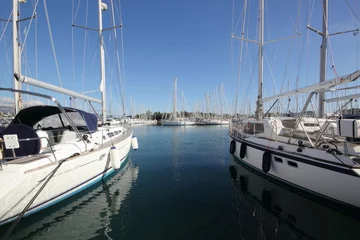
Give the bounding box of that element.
[0,0,359,116]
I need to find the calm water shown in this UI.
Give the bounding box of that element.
[1,125,360,240]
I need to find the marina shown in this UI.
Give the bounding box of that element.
[0,0,360,239]
[0,126,359,239]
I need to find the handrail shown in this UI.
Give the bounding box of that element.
[0,136,58,163]
[0,122,132,167]
[0,87,84,142]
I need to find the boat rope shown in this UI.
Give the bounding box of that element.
[71,0,75,91]
[307,0,315,27]
[344,0,360,23]
[1,158,67,240]
[33,0,39,81]
[233,0,247,116]
[73,0,83,23]
[0,11,12,42]
[319,0,343,115]
[81,0,89,94]
[0,24,12,87]
[279,0,302,110]
[110,0,126,116]
[20,0,39,56]
[43,0,63,87]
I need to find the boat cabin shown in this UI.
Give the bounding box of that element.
[0,105,97,160]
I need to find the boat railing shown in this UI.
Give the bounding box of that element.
[0,87,86,145]
[0,126,132,168]
[0,136,58,169]
[88,122,132,147]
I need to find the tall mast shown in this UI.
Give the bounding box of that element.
[318,0,328,118]
[220,83,223,118]
[98,0,106,123]
[13,0,22,114]
[173,77,177,120]
[255,0,264,120]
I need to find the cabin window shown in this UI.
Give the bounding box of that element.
[303,123,320,127]
[287,161,298,168]
[281,119,296,129]
[35,112,87,130]
[274,157,283,163]
[107,132,114,138]
[244,122,264,134]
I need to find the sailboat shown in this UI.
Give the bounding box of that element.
[162,77,195,126]
[0,0,138,227]
[2,159,139,240]
[229,158,360,240]
[230,0,360,211]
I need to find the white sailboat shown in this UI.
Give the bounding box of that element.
[162,77,195,126]
[0,0,138,227]
[230,0,360,211]
[7,160,139,240]
[229,158,360,240]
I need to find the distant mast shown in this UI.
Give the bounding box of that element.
[220,83,223,118]
[173,77,177,120]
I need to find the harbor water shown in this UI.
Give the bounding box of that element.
[1,125,360,240]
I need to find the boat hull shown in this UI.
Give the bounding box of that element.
[162,120,195,126]
[0,132,133,226]
[230,135,360,209]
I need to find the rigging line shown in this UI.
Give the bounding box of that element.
[81,0,89,93]
[73,0,83,24]
[307,0,315,25]
[117,0,127,116]
[265,0,272,56]
[0,11,12,42]
[0,159,67,240]
[119,4,127,115]
[33,0,38,81]
[43,0,63,87]
[107,43,122,114]
[319,0,338,81]
[103,40,121,114]
[264,53,278,93]
[71,0,75,90]
[231,0,234,34]
[20,0,39,56]
[113,0,126,103]
[110,0,126,115]
[345,1,358,29]
[233,7,245,35]
[240,49,259,114]
[295,35,306,112]
[344,0,360,23]
[0,23,13,87]
[239,5,254,114]
[281,0,303,93]
[234,0,248,116]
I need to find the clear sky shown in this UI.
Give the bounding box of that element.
[0,0,359,116]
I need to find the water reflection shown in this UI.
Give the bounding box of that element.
[2,158,139,240]
[229,156,360,240]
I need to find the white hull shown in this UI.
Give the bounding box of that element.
[206,119,229,125]
[230,135,360,209]
[0,131,133,225]
[162,120,196,126]
[8,160,139,239]
[230,158,360,240]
